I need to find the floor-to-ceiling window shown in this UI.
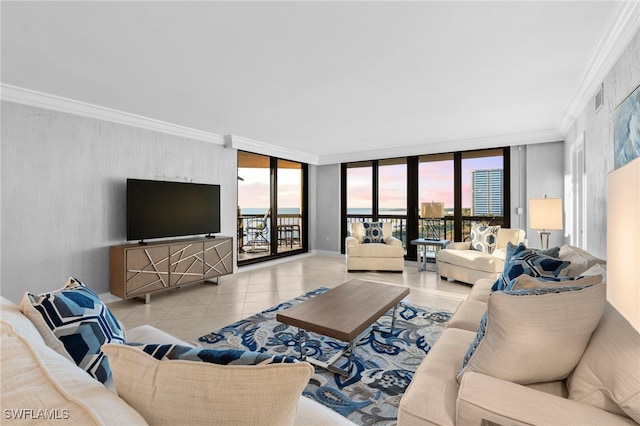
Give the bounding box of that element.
[237,151,307,265]
[419,153,454,241]
[461,148,506,237]
[341,148,509,259]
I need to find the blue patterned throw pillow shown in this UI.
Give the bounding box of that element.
[505,242,560,264]
[491,244,571,291]
[129,343,298,365]
[470,225,500,253]
[362,221,386,244]
[20,277,126,383]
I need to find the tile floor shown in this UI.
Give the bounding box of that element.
[107,254,472,343]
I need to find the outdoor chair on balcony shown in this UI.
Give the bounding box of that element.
[345,221,404,271]
[245,209,270,252]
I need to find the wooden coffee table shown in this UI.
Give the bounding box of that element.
[276,279,409,376]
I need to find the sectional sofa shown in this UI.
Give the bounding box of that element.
[399,246,640,425]
[0,294,354,425]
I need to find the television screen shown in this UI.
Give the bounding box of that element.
[127,179,221,242]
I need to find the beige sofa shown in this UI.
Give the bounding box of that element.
[346,222,404,271]
[399,249,640,425]
[0,296,354,425]
[437,228,526,285]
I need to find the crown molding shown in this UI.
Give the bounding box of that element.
[557,1,640,135]
[0,84,226,145]
[317,129,563,165]
[225,134,320,165]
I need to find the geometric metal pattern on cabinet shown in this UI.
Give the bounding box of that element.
[204,238,233,279]
[125,246,170,297]
[169,243,205,286]
[111,237,233,303]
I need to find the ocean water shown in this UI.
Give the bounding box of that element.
[240,208,300,215]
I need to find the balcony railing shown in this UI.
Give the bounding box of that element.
[238,213,302,250]
[346,215,505,253]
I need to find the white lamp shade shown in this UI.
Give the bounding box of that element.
[529,198,563,230]
[421,202,444,218]
[607,157,640,332]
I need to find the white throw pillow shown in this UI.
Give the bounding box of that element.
[457,284,606,385]
[102,343,314,425]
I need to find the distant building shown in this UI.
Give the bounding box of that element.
[471,169,503,215]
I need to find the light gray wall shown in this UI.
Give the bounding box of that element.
[510,145,527,232]
[1,101,237,303]
[524,141,565,249]
[314,164,341,252]
[564,29,640,259]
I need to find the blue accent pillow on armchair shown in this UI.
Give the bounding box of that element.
[362,221,386,243]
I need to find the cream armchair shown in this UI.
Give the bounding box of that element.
[436,228,526,285]
[346,222,404,271]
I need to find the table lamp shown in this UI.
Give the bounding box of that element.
[529,196,563,249]
[421,202,445,240]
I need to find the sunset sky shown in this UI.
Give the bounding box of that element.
[238,167,301,210]
[347,156,503,210]
[238,155,502,211]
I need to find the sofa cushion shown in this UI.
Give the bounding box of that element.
[457,284,606,385]
[102,343,314,425]
[470,224,500,253]
[447,299,487,332]
[568,304,640,422]
[20,277,126,383]
[1,296,47,345]
[398,327,476,425]
[0,322,146,425]
[437,249,504,273]
[346,242,404,258]
[560,244,606,270]
[467,278,494,303]
[492,244,571,291]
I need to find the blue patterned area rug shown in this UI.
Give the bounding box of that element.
[195,287,452,426]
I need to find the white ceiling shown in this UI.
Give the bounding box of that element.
[0,1,629,164]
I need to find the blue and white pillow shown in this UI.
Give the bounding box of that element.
[492,244,570,291]
[20,277,126,383]
[362,221,386,244]
[129,343,298,365]
[470,225,500,253]
[505,242,560,264]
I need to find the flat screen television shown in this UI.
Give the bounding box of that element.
[127,179,221,242]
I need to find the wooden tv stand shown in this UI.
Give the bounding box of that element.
[110,236,233,303]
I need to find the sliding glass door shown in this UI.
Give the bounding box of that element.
[237,151,307,265]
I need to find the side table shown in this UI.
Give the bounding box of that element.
[410,238,449,273]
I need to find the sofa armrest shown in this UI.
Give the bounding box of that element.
[126,325,192,346]
[457,372,636,426]
[345,236,360,248]
[385,236,402,246]
[446,241,471,250]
